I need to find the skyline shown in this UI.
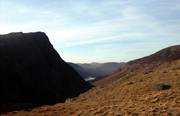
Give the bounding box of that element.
[0,0,180,63]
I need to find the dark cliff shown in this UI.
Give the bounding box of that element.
[0,32,92,106]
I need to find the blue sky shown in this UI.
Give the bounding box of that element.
[0,0,180,63]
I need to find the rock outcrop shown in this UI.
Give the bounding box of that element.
[0,32,92,106]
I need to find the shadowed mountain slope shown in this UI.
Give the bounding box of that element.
[68,62,92,79]
[0,32,92,113]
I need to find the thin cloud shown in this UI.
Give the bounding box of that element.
[0,0,180,62]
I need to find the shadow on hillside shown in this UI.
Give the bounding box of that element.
[0,103,39,114]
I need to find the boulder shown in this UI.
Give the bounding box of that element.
[153,83,172,91]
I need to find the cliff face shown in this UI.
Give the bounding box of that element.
[0,32,92,105]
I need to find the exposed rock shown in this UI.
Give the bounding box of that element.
[0,32,92,106]
[153,83,172,91]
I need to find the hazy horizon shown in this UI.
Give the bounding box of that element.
[1,0,180,63]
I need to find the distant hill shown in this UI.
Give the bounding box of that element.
[68,62,92,79]
[68,62,125,81]
[0,32,92,114]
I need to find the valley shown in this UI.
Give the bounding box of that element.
[2,45,180,116]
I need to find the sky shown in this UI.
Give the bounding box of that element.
[0,0,180,63]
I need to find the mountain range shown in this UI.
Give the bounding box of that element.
[68,62,125,81]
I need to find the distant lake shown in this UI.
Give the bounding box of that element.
[85,77,96,81]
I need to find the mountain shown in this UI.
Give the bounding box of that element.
[129,45,180,65]
[0,32,92,113]
[69,62,125,81]
[5,45,180,115]
[95,45,180,86]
